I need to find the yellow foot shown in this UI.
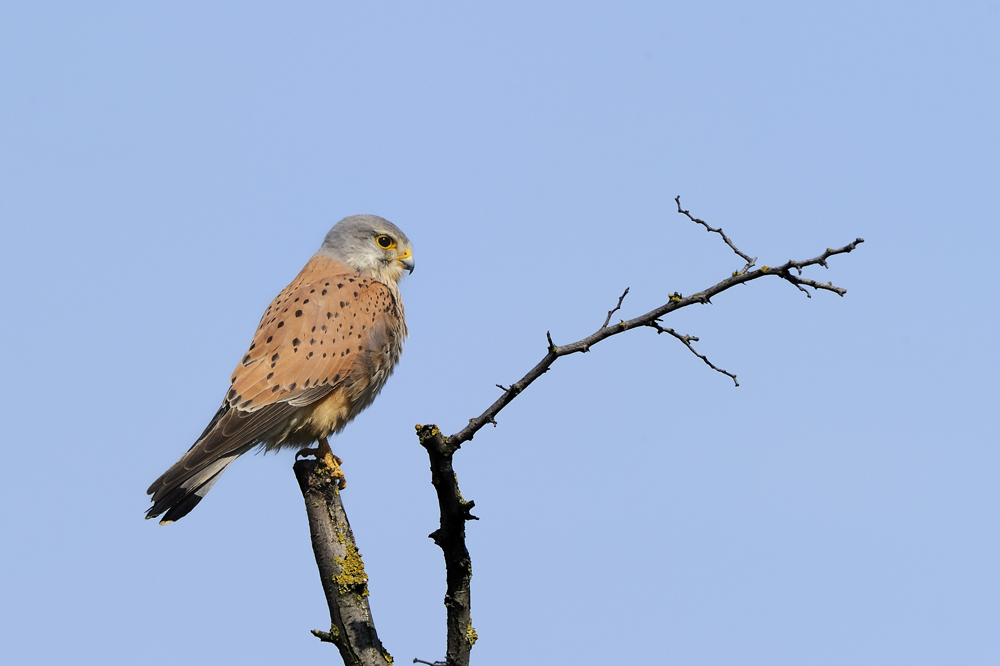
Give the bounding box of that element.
[297,437,346,490]
[323,452,346,490]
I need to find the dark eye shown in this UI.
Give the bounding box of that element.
[376,235,394,249]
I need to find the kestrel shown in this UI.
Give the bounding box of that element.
[146,215,413,525]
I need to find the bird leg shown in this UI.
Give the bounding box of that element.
[297,436,346,490]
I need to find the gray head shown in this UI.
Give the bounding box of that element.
[319,215,414,285]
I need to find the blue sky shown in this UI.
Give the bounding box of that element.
[1,2,997,664]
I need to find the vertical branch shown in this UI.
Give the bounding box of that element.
[294,460,392,666]
[416,425,478,666]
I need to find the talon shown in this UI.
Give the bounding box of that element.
[298,436,347,490]
[323,452,346,490]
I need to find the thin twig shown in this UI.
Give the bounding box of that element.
[675,195,757,273]
[602,288,630,328]
[647,321,739,386]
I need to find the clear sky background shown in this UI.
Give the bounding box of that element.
[1,2,997,665]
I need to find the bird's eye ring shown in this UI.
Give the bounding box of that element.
[375,234,395,249]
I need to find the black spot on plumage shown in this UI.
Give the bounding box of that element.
[303,299,309,304]
[307,351,313,358]
[240,399,253,408]
[304,379,310,387]
[242,354,252,365]
[327,312,332,319]
[271,353,280,362]
[289,382,297,391]
[266,336,273,343]
[311,326,316,332]
[310,289,315,293]
[277,321,285,328]
[322,289,328,295]
[321,324,328,332]
[228,388,237,400]
[353,291,358,297]
[272,385,280,393]
[295,310,303,317]
[358,345,363,351]
[337,283,343,288]
[310,338,316,345]
[339,301,346,308]
[292,338,301,347]
[266,372,274,380]
[333,374,340,382]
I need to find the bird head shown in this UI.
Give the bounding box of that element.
[319,215,415,285]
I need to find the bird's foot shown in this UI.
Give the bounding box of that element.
[322,452,346,490]
[296,437,346,490]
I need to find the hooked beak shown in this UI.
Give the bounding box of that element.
[397,248,415,274]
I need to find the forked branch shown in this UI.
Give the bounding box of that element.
[412,199,863,666]
[450,212,862,446]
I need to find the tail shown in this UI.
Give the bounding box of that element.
[145,453,243,524]
[146,397,295,524]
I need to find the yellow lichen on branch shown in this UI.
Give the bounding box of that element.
[466,621,478,647]
[332,541,369,597]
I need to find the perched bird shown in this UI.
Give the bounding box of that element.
[146,215,413,524]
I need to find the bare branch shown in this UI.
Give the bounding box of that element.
[647,321,739,386]
[602,287,630,328]
[294,460,392,666]
[415,200,863,666]
[415,425,478,666]
[675,195,757,273]
[447,230,862,447]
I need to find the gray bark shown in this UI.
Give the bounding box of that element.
[294,459,391,666]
